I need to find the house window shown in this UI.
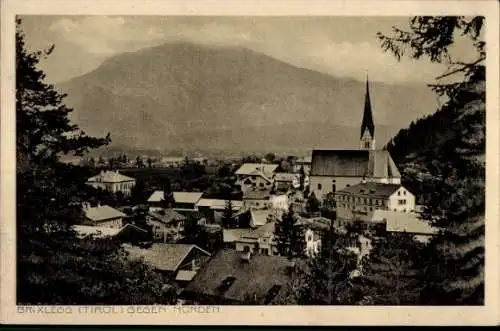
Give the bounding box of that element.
[243,246,250,253]
[261,248,269,255]
[403,190,407,196]
[307,235,312,242]
[259,183,264,187]
[398,199,406,205]
[317,183,322,190]
[398,191,401,196]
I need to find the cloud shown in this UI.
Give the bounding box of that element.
[49,16,165,55]
[47,16,449,84]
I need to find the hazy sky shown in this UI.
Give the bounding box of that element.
[20,16,474,84]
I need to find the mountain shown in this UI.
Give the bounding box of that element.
[58,42,439,154]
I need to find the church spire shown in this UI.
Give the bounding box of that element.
[360,73,376,150]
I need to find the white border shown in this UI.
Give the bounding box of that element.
[1,0,499,325]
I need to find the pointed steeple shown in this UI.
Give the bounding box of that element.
[360,73,375,139]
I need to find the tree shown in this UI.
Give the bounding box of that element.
[162,178,175,208]
[298,165,306,190]
[274,210,304,259]
[354,233,426,305]
[135,156,144,168]
[264,153,276,163]
[16,19,177,305]
[279,227,359,305]
[305,192,320,214]
[221,200,235,228]
[378,16,485,304]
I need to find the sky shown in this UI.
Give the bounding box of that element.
[19,15,475,84]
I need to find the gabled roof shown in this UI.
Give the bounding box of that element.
[148,209,186,224]
[147,191,203,204]
[147,190,164,203]
[184,249,294,304]
[273,173,298,182]
[223,229,253,243]
[242,221,275,239]
[73,223,147,239]
[310,149,400,178]
[195,199,243,210]
[372,210,438,235]
[337,182,403,199]
[249,209,275,227]
[87,170,135,183]
[235,163,278,176]
[123,243,211,272]
[85,205,126,222]
[174,192,204,204]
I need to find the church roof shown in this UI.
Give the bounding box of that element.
[310,149,401,178]
[360,77,375,139]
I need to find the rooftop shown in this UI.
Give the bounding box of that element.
[87,170,135,183]
[242,221,276,239]
[372,210,438,235]
[196,199,244,210]
[72,223,147,239]
[84,204,126,222]
[235,163,278,177]
[148,209,186,224]
[310,149,401,178]
[223,228,253,243]
[337,182,403,199]
[123,243,211,272]
[184,249,294,304]
[147,191,204,204]
[249,209,276,227]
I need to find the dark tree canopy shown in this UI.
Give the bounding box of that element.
[379,16,485,305]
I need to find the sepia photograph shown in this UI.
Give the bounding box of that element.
[1,0,499,326]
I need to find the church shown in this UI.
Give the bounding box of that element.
[309,76,401,202]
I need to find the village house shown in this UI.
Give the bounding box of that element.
[147,209,187,243]
[233,221,277,256]
[72,223,149,243]
[294,216,333,257]
[195,199,244,222]
[183,249,295,304]
[296,156,312,173]
[335,182,416,222]
[235,163,278,193]
[83,204,126,228]
[369,209,438,244]
[160,156,185,168]
[146,191,204,213]
[242,188,273,209]
[309,77,401,202]
[273,172,301,191]
[123,243,211,284]
[86,170,136,196]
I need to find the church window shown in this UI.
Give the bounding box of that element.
[317,183,322,190]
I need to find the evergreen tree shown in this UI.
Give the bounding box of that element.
[280,227,359,305]
[221,200,235,228]
[162,178,175,208]
[15,19,176,304]
[306,192,320,214]
[378,16,485,304]
[274,210,304,258]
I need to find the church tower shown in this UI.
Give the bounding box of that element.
[360,74,376,150]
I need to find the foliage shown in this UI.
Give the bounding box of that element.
[274,210,304,259]
[280,228,359,305]
[379,16,485,304]
[354,233,427,305]
[221,200,236,228]
[18,234,177,304]
[16,19,175,304]
[305,192,320,214]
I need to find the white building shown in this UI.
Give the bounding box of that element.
[86,170,136,196]
[335,182,416,221]
[235,163,278,193]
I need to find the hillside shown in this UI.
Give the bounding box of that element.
[58,42,439,153]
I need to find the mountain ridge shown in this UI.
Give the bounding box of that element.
[58,41,439,153]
